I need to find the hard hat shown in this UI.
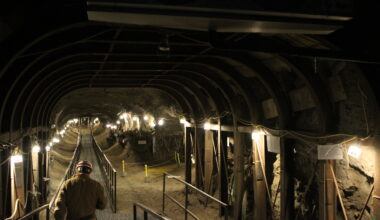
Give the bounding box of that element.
[76,160,93,171]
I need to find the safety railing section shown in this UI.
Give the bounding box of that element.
[92,137,117,213]
[17,204,50,220]
[49,134,82,210]
[133,203,170,220]
[162,173,229,220]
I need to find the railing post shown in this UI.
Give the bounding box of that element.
[114,171,117,212]
[46,207,50,220]
[224,206,228,220]
[185,184,188,220]
[133,204,137,220]
[162,173,166,213]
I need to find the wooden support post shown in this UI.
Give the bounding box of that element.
[233,125,244,220]
[253,135,266,220]
[373,136,380,220]
[326,160,336,220]
[280,138,294,220]
[22,136,33,213]
[318,161,327,220]
[204,129,214,195]
[218,120,228,216]
[185,126,192,184]
[194,125,204,188]
[0,149,12,219]
[318,160,336,220]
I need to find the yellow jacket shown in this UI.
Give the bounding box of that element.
[54,173,107,220]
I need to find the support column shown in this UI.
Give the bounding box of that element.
[204,129,214,194]
[194,126,204,188]
[318,161,327,220]
[280,138,294,220]
[218,120,228,215]
[1,149,12,219]
[374,136,380,219]
[22,136,33,213]
[233,125,244,220]
[318,160,336,220]
[326,160,336,220]
[253,135,266,220]
[185,126,192,184]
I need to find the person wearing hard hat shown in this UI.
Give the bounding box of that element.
[54,160,107,220]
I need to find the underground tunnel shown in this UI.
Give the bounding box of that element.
[1,1,380,220]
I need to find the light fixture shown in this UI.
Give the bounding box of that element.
[32,145,41,153]
[73,118,79,123]
[11,154,23,164]
[251,130,265,141]
[116,120,121,125]
[52,137,60,143]
[133,116,139,121]
[180,118,186,124]
[204,122,211,130]
[150,122,156,127]
[158,119,164,126]
[348,145,362,158]
[144,115,148,121]
[45,146,51,151]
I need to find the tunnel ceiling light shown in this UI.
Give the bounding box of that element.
[52,138,60,143]
[251,131,265,141]
[45,146,51,151]
[144,115,148,121]
[32,145,41,152]
[11,154,23,164]
[158,119,164,126]
[204,122,211,130]
[348,145,362,158]
[116,120,121,124]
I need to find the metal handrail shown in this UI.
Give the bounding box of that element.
[162,172,229,220]
[17,204,50,220]
[133,203,170,220]
[92,136,117,212]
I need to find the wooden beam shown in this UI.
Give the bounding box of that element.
[218,121,228,216]
[253,135,267,219]
[204,130,214,195]
[233,126,244,220]
[280,138,294,220]
[318,161,327,220]
[326,160,336,220]
[185,126,192,184]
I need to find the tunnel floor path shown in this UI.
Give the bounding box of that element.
[79,132,132,220]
